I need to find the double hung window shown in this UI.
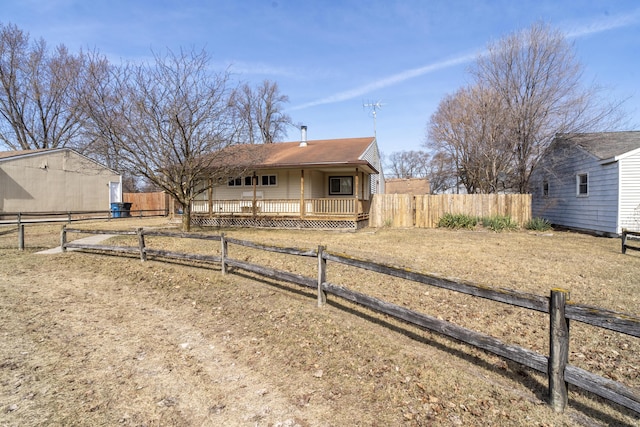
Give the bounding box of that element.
[329,176,353,195]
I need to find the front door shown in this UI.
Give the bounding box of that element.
[109,181,122,204]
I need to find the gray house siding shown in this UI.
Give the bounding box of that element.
[531,143,619,235]
[619,150,640,232]
[359,140,385,195]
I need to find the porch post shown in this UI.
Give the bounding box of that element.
[252,172,257,218]
[354,168,360,220]
[208,178,213,217]
[300,169,305,218]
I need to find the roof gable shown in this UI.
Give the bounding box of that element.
[0,148,53,161]
[0,148,119,175]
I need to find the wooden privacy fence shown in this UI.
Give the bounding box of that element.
[123,192,170,217]
[60,226,639,415]
[369,194,532,228]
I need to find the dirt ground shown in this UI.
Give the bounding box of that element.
[0,218,638,426]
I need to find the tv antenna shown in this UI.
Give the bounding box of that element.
[363,100,384,138]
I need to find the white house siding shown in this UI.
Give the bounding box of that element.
[209,169,330,200]
[209,169,287,200]
[307,170,324,198]
[0,149,120,213]
[206,168,373,203]
[531,144,619,235]
[618,151,640,232]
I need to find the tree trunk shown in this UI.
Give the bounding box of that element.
[181,202,192,232]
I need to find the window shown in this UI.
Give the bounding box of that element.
[261,175,277,186]
[542,180,549,197]
[228,174,277,187]
[228,177,242,187]
[577,173,588,196]
[329,176,353,195]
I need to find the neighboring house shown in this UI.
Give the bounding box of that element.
[191,132,384,229]
[385,177,430,194]
[0,148,122,214]
[530,131,640,236]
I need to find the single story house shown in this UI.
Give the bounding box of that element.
[530,131,640,236]
[191,131,384,229]
[0,148,122,215]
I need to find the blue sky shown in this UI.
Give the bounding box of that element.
[4,0,640,156]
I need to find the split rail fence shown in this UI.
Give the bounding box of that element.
[622,230,640,254]
[60,226,639,415]
[0,210,167,250]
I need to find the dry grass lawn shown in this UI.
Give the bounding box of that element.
[0,217,638,426]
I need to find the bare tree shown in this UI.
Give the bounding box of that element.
[473,22,625,192]
[0,22,86,150]
[385,149,457,194]
[385,150,430,179]
[83,48,255,231]
[230,80,291,144]
[425,151,457,194]
[428,84,513,193]
[426,22,626,194]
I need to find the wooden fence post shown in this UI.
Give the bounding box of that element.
[60,225,67,253]
[220,233,227,275]
[621,230,627,254]
[317,245,327,307]
[549,288,570,412]
[137,228,147,261]
[18,224,25,251]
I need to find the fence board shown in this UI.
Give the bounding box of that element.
[565,365,640,414]
[368,194,414,227]
[322,281,549,373]
[144,248,221,264]
[565,304,640,337]
[323,251,549,312]
[64,243,139,253]
[371,194,532,228]
[123,192,169,216]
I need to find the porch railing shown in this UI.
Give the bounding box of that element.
[192,198,367,218]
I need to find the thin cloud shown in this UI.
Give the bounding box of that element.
[565,8,640,38]
[292,8,640,112]
[224,60,301,78]
[290,53,477,111]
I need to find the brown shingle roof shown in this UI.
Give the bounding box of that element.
[221,137,378,173]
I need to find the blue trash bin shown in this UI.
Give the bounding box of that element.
[111,202,122,218]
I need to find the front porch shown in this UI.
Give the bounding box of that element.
[190,197,371,229]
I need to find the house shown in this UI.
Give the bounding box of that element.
[0,148,122,215]
[530,131,640,236]
[191,130,384,229]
